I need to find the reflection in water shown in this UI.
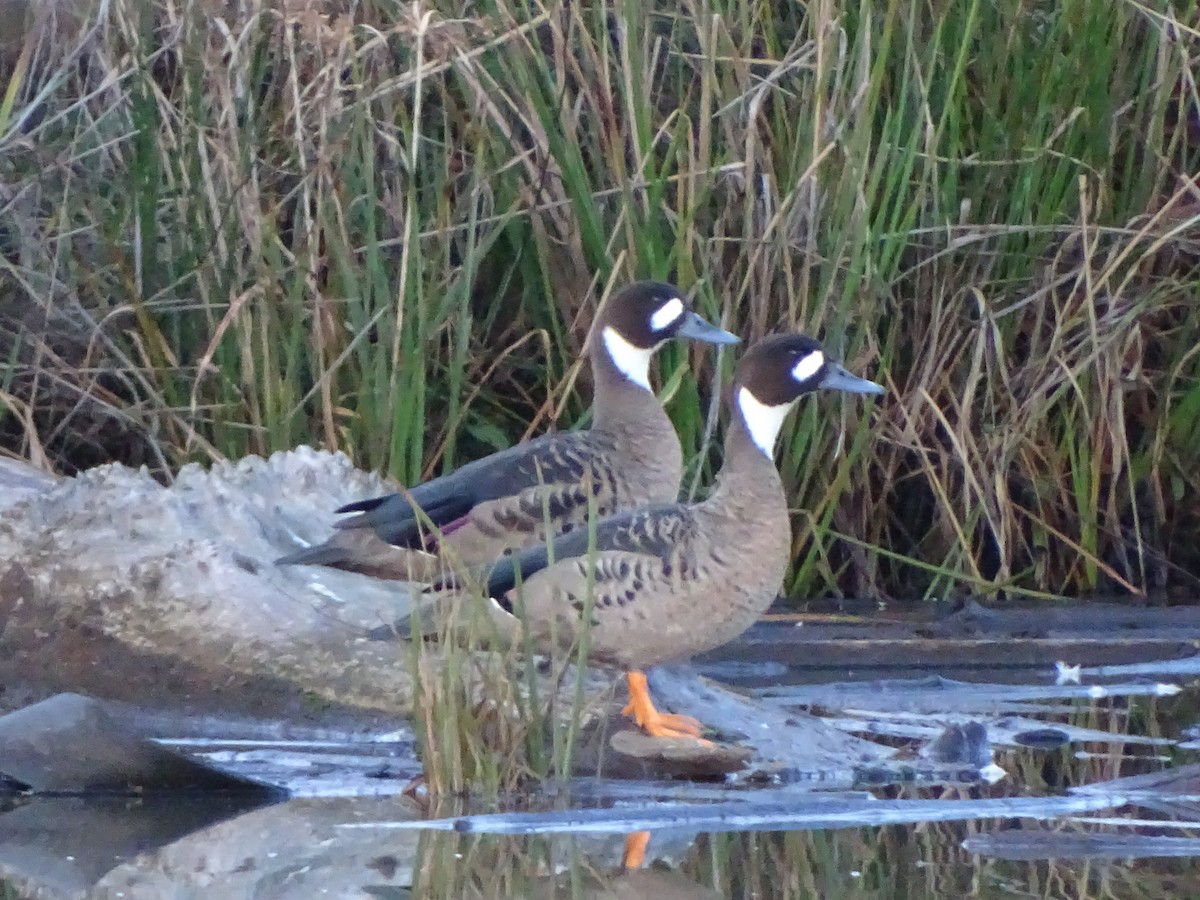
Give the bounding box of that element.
[2,680,1199,897]
[697,823,1200,898]
[412,829,724,899]
[403,688,1200,899]
[0,794,275,897]
[404,815,1200,900]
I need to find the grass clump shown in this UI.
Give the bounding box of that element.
[408,500,610,799]
[1,0,1198,609]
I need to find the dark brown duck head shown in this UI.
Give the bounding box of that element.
[731,333,885,456]
[588,281,738,393]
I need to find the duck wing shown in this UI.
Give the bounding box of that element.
[335,431,618,550]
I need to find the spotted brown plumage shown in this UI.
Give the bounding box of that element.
[276,282,738,584]
[415,333,886,740]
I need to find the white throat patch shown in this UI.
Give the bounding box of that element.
[602,327,654,390]
[792,350,825,383]
[650,296,684,332]
[737,387,793,456]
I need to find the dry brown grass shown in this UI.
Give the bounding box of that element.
[1,0,1198,603]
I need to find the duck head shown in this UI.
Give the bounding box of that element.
[733,333,885,456]
[595,282,739,389]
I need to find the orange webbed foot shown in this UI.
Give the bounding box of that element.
[622,671,710,742]
[622,830,651,869]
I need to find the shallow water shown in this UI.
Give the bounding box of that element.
[4,608,1200,899]
[407,812,1200,899]
[394,679,1200,899]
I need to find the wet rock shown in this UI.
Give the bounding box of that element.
[558,667,897,783]
[90,796,424,900]
[603,729,753,780]
[0,693,279,794]
[919,721,991,768]
[0,794,272,898]
[0,449,425,716]
[1012,727,1070,749]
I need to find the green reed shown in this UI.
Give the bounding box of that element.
[2,0,1197,601]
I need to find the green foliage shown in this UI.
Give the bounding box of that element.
[408,498,608,797]
[2,0,1198,601]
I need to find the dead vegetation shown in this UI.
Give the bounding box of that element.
[1,0,1199,602]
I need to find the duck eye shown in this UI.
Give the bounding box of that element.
[649,296,684,331]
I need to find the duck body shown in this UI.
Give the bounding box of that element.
[276,282,737,582]
[453,334,885,738]
[479,413,790,669]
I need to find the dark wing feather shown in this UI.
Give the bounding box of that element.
[333,486,474,546]
[480,503,690,608]
[335,431,612,549]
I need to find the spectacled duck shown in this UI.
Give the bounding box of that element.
[432,333,885,739]
[277,282,738,584]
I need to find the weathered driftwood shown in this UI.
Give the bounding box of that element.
[694,613,1200,686]
[0,450,423,717]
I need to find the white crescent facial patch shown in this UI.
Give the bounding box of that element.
[649,296,685,332]
[792,350,825,383]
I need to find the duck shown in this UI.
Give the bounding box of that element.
[276,282,738,584]
[429,333,884,739]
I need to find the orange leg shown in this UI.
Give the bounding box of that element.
[621,670,706,740]
[622,830,651,869]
